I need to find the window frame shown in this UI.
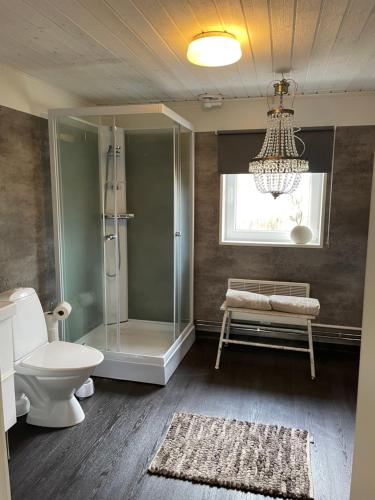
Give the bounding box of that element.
[220,173,327,248]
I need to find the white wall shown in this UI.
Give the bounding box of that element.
[350,157,375,499]
[0,63,89,118]
[0,380,11,500]
[168,93,375,131]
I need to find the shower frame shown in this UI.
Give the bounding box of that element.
[48,104,195,385]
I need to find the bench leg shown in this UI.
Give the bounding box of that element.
[307,320,316,380]
[215,310,228,370]
[224,311,232,346]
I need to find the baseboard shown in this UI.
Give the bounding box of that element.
[195,319,361,346]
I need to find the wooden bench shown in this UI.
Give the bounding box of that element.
[215,278,316,379]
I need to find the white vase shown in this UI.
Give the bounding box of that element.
[290,225,313,245]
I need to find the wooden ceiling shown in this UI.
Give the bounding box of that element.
[1,0,374,103]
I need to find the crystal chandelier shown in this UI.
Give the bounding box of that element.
[249,78,309,198]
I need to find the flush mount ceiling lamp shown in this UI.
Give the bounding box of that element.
[187,31,242,67]
[249,78,309,198]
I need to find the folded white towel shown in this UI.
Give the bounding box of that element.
[226,289,272,311]
[269,295,320,316]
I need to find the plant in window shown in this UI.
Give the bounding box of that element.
[289,193,313,244]
[289,194,303,226]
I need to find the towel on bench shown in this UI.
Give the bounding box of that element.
[226,289,272,311]
[270,295,320,316]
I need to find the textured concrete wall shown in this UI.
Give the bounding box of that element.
[195,126,375,328]
[1,112,373,326]
[0,105,55,309]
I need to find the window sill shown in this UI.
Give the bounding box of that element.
[220,240,323,249]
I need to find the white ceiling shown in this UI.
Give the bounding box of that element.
[0,0,375,104]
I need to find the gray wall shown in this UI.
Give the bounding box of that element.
[1,106,373,330]
[194,126,375,328]
[0,105,55,309]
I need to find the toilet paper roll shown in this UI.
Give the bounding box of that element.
[53,301,72,321]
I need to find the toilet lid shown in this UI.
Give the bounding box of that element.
[20,341,104,372]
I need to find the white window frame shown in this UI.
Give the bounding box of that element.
[220,173,327,248]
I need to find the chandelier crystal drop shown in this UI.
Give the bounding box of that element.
[249,78,309,198]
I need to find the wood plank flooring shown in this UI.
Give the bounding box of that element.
[8,338,359,500]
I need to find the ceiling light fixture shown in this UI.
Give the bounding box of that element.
[187,32,242,67]
[249,77,309,198]
[198,93,224,109]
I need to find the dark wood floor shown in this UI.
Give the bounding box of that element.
[9,338,359,500]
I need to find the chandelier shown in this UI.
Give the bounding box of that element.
[249,78,309,198]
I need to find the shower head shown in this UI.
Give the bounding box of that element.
[106,145,121,158]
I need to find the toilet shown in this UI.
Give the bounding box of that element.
[0,288,104,428]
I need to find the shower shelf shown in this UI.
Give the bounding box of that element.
[104,213,135,220]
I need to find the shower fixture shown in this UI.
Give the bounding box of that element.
[105,145,122,193]
[49,104,195,386]
[104,234,117,241]
[104,143,123,278]
[106,144,121,158]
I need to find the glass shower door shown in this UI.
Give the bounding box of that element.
[55,116,105,346]
[123,126,175,353]
[174,125,193,338]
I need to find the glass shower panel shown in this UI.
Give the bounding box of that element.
[124,127,175,349]
[176,126,193,337]
[56,116,105,347]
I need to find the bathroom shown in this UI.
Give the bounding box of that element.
[0,2,375,500]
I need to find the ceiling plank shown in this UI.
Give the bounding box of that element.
[240,0,274,95]
[18,0,160,101]
[36,0,176,100]
[303,0,350,93]
[291,0,322,93]
[323,0,375,92]
[105,0,205,99]
[345,6,375,92]
[268,0,296,75]
[213,0,261,97]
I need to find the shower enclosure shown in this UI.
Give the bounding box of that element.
[48,104,194,384]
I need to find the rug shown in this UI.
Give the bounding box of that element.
[148,412,313,499]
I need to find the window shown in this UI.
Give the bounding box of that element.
[220,173,326,247]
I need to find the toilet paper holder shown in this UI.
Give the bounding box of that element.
[44,301,72,343]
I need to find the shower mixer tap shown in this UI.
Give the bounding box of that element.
[104,234,117,241]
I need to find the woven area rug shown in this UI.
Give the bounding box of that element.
[148,412,313,499]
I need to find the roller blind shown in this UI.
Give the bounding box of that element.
[217,126,335,174]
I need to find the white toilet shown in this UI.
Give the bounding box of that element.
[0,288,104,428]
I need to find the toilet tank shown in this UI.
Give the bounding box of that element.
[0,288,48,362]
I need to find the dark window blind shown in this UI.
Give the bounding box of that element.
[217,127,335,174]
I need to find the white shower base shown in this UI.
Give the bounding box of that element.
[76,319,195,385]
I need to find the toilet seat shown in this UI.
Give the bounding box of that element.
[17,341,104,377]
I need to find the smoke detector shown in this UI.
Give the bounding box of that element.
[198,93,224,110]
